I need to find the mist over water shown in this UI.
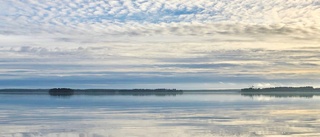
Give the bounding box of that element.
[1,91,320,137]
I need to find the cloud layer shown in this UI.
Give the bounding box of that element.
[0,0,319,88]
[2,0,319,37]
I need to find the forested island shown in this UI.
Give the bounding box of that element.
[0,88,183,96]
[241,86,320,92]
[240,86,320,98]
[49,88,74,96]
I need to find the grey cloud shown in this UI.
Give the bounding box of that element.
[157,63,238,69]
[1,45,320,88]
[2,46,105,58]
[300,63,319,67]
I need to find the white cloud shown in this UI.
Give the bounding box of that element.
[1,0,319,37]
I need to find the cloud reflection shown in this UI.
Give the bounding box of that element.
[1,93,320,137]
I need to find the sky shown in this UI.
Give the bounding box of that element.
[0,0,319,89]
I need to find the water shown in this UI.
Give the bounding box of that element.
[1,91,320,137]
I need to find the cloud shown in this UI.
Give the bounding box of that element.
[0,0,319,38]
[1,44,320,88]
[0,0,319,88]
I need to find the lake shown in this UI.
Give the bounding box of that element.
[1,90,320,137]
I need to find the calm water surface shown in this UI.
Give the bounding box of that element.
[1,91,320,137]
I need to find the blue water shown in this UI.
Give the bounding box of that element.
[1,91,320,137]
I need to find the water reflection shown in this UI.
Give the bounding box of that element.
[241,91,320,98]
[1,91,320,137]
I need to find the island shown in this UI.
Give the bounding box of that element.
[49,88,75,96]
[240,86,320,98]
[0,88,184,96]
[241,86,320,92]
[75,88,183,96]
[46,88,183,96]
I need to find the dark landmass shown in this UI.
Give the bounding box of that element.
[240,86,320,98]
[72,89,183,96]
[0,89,48,94]
[0,88,184,96]
[241,86,320,92]
[49,88,74,96]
